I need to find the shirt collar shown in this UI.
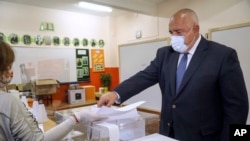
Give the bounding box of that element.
[188,34,201,55]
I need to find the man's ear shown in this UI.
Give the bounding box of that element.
[194,24,200,33]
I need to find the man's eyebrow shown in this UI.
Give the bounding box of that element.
[169,29,182,33]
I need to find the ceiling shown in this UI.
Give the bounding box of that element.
[2,0,167,16]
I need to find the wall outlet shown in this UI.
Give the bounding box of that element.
[136,30,142,39]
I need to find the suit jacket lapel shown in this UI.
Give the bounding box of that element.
[176,37,208,95]
[168,51,179,96]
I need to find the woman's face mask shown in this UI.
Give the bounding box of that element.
[0,69,13,88]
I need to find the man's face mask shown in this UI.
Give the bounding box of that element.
[171,28,193,53]
[0,69,13,88]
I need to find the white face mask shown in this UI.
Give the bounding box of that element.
[171,28,194,53]
[171,36,188,53]
[0,70,13,88]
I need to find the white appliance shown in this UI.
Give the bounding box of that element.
[68,89,85,104]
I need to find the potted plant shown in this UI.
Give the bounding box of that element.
[100,73,112,92]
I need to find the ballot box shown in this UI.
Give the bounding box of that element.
[54,104,146,141]
[87,117,145,141]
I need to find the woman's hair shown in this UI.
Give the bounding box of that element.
[0,41,15,75]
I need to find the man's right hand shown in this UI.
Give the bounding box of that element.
[97,91,118,107]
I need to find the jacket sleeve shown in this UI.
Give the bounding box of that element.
[9,95,44,141]
[219,49,249,140]
[9,95,77,141]
[44,117,76,141]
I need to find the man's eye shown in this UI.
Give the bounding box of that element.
[176,31,182,35]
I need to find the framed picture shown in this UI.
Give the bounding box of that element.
[77,69,84,78]
[63,37,70,46]
[76,58,83,67]
[44,36,52,45]
[91,39,96,47]
[35,35,43,45]
[9,33,18,44]
[23,35,31,45]
[53,36,60,46]
[98,39,104,47]
[82,56,89,65]
[82,38,88,46]
[82,67,89,76]
[0,32,5,42]
[73,38,79,47]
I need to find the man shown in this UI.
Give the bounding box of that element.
[97,8,249,141]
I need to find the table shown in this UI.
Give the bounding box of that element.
[43,118,57,132]
[44,101,160,140]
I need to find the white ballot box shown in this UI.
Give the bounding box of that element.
[54,101,146,141]
[87,117,145,141]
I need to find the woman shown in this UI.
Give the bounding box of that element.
[0,41,102,141]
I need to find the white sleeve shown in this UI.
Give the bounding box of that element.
[44,117,77,141]
[113,91,121,104]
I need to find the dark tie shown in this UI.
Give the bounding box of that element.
[176,53,188,91]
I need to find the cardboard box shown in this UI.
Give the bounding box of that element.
[80,85,96,100]
[68,89,85,104]
[17,83,32,91]
[7,84,17,91]
[31,79,59,95]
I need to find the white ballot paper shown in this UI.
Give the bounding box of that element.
[90,101,146,121]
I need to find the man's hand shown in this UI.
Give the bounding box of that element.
[97,91,118,107]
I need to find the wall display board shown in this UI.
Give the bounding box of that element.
[91,49,105,72]
[12,46,79,84]
[119,38,170,111]
[208,22,250,124]
[76,49,90,81]
[0,31,105,48]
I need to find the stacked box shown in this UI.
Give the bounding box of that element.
[68,89,85,104]
[31,79,59,95]
[80,85,96,100]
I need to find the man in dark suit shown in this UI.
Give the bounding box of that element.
[97,8,249,141]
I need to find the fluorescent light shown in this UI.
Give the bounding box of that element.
[78,1,112,13]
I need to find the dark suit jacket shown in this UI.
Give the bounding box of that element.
[114,36,249,141]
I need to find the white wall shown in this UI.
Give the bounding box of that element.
[0,1,110,67]
[0,0,249,67]
[158,0,250,36]
[114,0,250,66]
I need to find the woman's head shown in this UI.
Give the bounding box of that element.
[0,41,15,76]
